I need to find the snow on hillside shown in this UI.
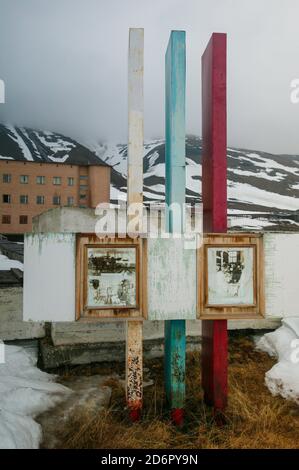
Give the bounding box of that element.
[89,135,299,217]
[1,125,299,221]
[0,124,102,166]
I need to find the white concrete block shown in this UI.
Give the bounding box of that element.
[264,233,299,318]
[23,233,76,322]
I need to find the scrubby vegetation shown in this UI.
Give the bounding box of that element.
[43,335,299,449]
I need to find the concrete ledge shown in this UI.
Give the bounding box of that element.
[40,335,201,369]
[51,318,281,346]
[51,320,165,346]
[0,287,45,340]
[0,284,280,344]
[0,321,45,341]
[228,318,281,330]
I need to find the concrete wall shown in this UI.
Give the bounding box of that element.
[147,237,197,320]
[33,207,99,233]
[264,233,299,318]
[49,318,280,347]
[23,232,198,322]
[23,233,75,322]
[32,206,202,236]
[23,230,299,323]
[0,287,44,340]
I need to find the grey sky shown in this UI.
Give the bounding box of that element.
[0,0,299,153]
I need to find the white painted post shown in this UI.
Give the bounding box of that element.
[126,28,144,421]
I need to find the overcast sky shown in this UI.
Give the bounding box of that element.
[0,0,299,153]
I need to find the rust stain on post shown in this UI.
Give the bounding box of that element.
[126,320,143,419]
[126,28,144,420]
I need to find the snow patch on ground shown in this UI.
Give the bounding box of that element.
[0,344,71,449]
[245,153,299,176]
[232,168,285,182]
[228,216,274,230]
[255,318,299,404]
[228,209,271,215]
[48,154,70,163]
[110,185,126,202]
[148,151,160,168]
[228,182,299,211]
[0,252,23,271]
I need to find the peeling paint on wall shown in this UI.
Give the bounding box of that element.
[264,233,299,318]
[23,232,299,323]
[147,237,197,320]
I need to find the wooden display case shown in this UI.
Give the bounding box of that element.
[76,234,147,320]
[198,233,264,320]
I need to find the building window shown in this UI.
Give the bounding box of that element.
[67,196,74,206]
[20,175,29,184]
[2,215,11,224]
[3,174,11,183]
[79,175,88,180]
[228,251,238,263]
[80,194,87,200]
[68,177,74,186]
[53,196,61,205]
[36,196,45,205]
[53,177,61,185]
[80,185,88,190]
[3,194,11,203]
[20,195,28,204]
[36,176,45,185]
[19,215,28,224]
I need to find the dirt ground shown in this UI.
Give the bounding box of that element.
[39,334,299,449]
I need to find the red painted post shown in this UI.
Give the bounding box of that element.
[201,33,228,414]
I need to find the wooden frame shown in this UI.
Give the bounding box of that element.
[76,234,147,321]
[197,233,264,319]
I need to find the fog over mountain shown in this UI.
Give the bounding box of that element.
[1,1,299,154]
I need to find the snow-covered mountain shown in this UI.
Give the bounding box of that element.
[1,125,299,228]
[90,135,299,215]
[0,124,101,165]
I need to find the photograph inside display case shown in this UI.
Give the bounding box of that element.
[198,234,264,320]
[87,246,137,308]
[207,246,255,306]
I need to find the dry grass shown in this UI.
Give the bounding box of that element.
[50,335,299,449]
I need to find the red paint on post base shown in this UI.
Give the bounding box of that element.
[129,407,141,422]
[171,408,184,426]
[201,33,228,414]
[127,399,142,422]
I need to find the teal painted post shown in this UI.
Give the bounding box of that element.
[164,30,186,425]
